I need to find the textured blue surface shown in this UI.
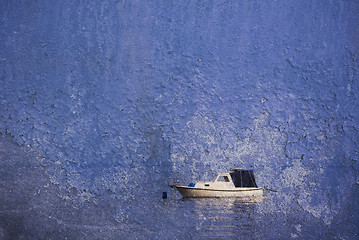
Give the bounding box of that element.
[1,0,359,239]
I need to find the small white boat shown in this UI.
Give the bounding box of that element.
[171,168,263,198]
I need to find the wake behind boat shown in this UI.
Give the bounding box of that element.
[170,168,263,198]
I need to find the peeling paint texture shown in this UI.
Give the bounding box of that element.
[1,0,359,239]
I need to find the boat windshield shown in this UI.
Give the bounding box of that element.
[217,175,230,182]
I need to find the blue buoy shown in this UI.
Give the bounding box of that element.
[162,192,167,199]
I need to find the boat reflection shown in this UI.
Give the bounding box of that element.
[181,198,263,239]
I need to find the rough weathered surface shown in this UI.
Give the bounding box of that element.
[0,0,358,239]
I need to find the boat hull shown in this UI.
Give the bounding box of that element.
[174,186,263,198]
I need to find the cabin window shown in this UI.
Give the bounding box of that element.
[217,176,230,182]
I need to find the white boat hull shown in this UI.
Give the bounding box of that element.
[173,186,263,198]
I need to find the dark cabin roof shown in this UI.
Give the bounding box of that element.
[229,168,258,188]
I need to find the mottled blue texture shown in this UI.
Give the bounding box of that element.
[1,0,359,239]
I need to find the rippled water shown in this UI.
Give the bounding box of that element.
[145,190,358,240]
[176,198,261,239]
[132,196,266,240]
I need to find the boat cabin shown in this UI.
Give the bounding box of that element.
[194,169,258,189]
[229,169,258,188]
